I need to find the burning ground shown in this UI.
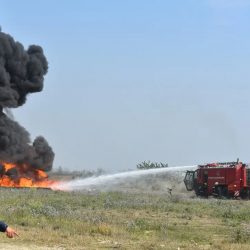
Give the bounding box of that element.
[0,30,55,187]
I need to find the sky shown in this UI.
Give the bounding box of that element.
[0,0,250,172]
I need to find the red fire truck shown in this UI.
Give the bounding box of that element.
[184,160,250,198]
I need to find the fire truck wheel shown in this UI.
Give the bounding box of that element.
[217,186,223,198]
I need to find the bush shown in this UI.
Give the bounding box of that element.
[137,161,168,170]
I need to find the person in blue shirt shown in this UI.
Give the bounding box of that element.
[0,221,18,238]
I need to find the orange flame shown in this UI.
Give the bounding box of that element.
[0,161,58,188]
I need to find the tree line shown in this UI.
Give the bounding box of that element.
[136,161,168,170]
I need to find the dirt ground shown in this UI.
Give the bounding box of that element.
[0,243,65,250]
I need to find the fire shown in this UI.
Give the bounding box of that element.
[0,161,58,188]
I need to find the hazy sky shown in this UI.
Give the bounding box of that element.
[1,0,250,171]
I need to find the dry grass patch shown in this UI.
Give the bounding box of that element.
[0,189,250,249]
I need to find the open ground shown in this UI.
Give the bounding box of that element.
[1,186,250,250]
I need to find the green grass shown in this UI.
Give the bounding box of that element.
[0,188,250,249]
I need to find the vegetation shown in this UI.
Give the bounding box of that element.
[137,161,168,170]
[0,189,250,249]
[50,167,106,180]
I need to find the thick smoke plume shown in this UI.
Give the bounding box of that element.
[0,30,54,172]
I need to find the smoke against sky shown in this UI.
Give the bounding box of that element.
[0,32,47,108]
[0,1,250,171]
[0,30,54,171]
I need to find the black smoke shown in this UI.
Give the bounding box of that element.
[0,30,54,172]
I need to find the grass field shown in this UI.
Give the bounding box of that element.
[1,188,250,249]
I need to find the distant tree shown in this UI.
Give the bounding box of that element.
[58,166,63,174]
[96,168,106,176]
[51,167,106,178]
[136,161,168,170]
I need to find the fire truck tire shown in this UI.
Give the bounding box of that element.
[240,189,250,199]
[217,186,228,198]
[217,186,223,198]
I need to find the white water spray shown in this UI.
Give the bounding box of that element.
[52,165,196,191]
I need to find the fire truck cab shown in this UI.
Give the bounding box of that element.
[184,161,250,198]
